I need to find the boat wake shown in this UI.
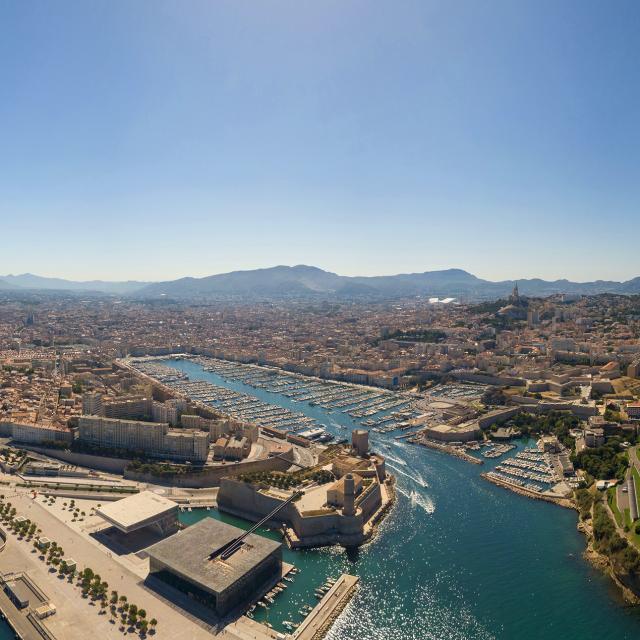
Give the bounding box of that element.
[384,454,407,467]
[396,486,435,514]
[387,462,429,488]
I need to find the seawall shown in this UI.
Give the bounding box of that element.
[124,448,294,487]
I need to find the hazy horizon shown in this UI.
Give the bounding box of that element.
[2,263,640,285]
[2,1,640,282]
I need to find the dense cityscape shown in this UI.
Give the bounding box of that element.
[0,281,639,639]
[4,2,640,638]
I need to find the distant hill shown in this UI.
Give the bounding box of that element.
[3,266,640,300]
[0,273,148,295]
[139,265,344,298]
[0,278,19,290]
[135,265,640,299]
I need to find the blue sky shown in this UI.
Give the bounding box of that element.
[1,1,639,282]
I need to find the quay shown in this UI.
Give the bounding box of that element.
[481,472,573,508]
[410,438,483,465]
[0,595,48,640]
[293,574,358,640]
[394,430,420,440]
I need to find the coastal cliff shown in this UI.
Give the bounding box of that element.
[578,518,640,605]
[573,492,640,605]
[482,472,640,604]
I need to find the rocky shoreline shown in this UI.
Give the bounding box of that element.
[578,519,640,606]
[482,471,640,605]
[307,579,359,640]
[360,477,397,547]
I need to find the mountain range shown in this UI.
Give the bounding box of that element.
[2,266,640,300]
[0,273,148,295]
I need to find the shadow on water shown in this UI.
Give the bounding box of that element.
[344,546,361,563]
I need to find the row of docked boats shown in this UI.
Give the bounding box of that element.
[189,356,414,422]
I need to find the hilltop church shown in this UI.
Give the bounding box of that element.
[497,283,528,320]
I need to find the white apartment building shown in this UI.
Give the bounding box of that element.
[12,422,73,445]
[78,416,209,463]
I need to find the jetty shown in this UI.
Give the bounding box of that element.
[410,438,483,465]
[481,472,573,508]
[293,573,358,640]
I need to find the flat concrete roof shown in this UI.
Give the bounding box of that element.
[146,517,281,595]
[95,491,178,533]
[428,423,478,434]
[6,580,32,607]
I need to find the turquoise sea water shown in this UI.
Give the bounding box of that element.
[166,359,640,639]
[0,617,16,639]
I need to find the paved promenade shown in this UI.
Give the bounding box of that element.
[0,484,308,640]
[0,489,225,639]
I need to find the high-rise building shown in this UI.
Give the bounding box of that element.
[627,360,640,379]
[78,416,209,463]
[103,395,152,420]
[82,392,104,416]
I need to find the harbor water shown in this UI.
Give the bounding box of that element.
[0,617,15,640]
[165,359,640,639]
